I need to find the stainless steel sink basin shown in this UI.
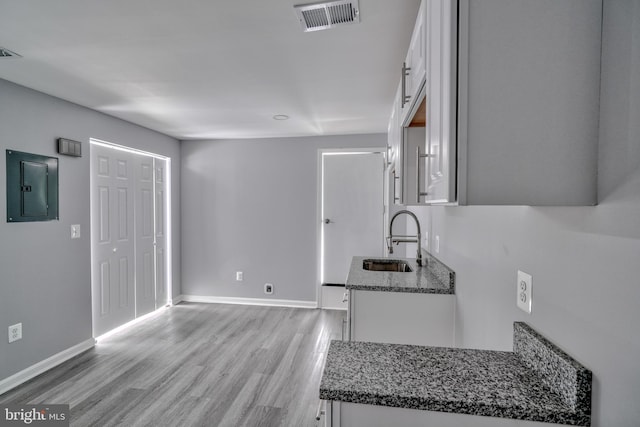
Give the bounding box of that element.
[362,259,413,272]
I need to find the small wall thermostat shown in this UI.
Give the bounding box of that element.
[57,138,82,157]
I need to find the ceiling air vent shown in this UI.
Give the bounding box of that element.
[294,0,360,32]
[0,47,22,58]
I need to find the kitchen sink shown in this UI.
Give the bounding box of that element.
[362,259,413,272]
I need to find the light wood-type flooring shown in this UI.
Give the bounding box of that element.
[0,303,345,426]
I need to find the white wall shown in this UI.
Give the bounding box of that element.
[406,1,640,425]
[180,134,386,303]
[0,79,181,381]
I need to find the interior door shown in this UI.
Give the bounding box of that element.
[154,158,167,308]
[91,145,136,337]
[322,152,384,285]
[135,155,156,316]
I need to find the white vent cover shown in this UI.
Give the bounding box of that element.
[294,0,360,32]
[0,47,22,58]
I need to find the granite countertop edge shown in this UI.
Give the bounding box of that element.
[319,388,590,426]
[345,283,452,294]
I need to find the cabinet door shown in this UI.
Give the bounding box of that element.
[402,126,427,206]
[409,0,427,97]
[425,0,457,203]
[400,0,427,123]
[387,86,400,167]
[390,86,404,205]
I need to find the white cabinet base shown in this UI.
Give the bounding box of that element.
[321,285,348,310]
[333,401,568,427]
[349,290,454,347]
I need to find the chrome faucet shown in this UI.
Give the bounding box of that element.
[387,210,423,266]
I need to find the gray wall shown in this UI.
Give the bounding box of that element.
[180,134,386,302]
[0,79,181,381]
[406,1,640,425]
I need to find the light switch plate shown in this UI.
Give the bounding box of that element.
[517,270,532,313]
[71,224,81,239]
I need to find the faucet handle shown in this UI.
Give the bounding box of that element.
[386,236,394,254]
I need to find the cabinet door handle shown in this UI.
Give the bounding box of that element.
[401,62,412,108]
[416,146,433,201]
[393,171,400,202]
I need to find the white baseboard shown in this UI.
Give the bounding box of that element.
[170,294,183,305]
[179,295,318,309]
[0,338,95,396]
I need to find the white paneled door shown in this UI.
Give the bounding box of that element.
[135,155,156,317]
[154,159,167,309]
[322,152,384,285]
[91,144,136,336]
[91,142,168,337]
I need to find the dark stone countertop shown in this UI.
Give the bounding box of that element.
[319,323,591,426]
[345,254,455,294]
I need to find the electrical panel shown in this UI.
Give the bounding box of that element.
[6,150,59,222]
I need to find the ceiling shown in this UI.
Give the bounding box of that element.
[0,0,420,140]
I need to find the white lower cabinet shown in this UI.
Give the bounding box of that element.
[320,285,348,310]
[329,401,568,427]
[316,400,331,427]
[347,290,454,347]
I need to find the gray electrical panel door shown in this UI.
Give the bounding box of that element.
[6,150,59,222]
[21,160,49,217]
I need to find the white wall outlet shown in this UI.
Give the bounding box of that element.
[70,224,81,239]
[236,271,243,281]
[264,283,274,294]
[435,235,440,253]
[517,270,533,313]
[8,323,22,343]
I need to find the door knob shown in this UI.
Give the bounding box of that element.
[324,218,332,224]
[113,248,117,252]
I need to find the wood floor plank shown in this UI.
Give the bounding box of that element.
[239,405,285,427]
[0,303,344,426]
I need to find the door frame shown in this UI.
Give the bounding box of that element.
[316,147,386,307]
[89,138,172,338]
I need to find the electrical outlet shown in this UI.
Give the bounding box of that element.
[8,323,22,343]
[70,224,81,239]
[517,270,532,313]
[236,271,243,281]
[435,235,440,253]
[264,283,273,294]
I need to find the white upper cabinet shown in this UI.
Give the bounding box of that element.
[424,0,457,203]
[387,84,401,168]
[388,0,602,206]
[400,0,427,123]
[387,84,403,204]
